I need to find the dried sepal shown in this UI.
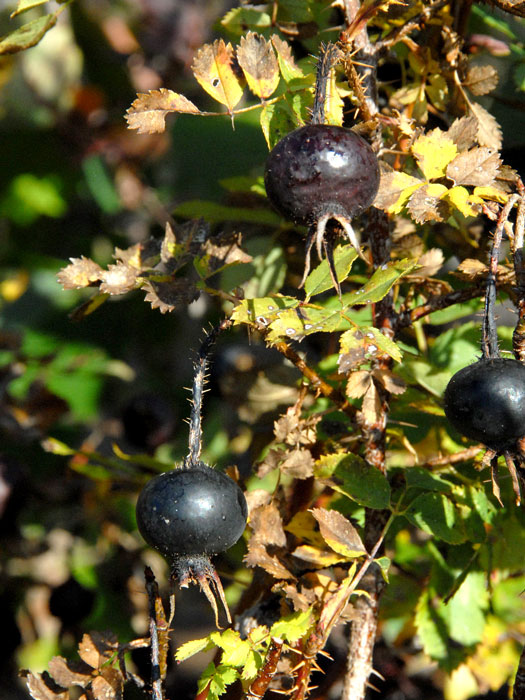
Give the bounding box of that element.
[57,256,102,289]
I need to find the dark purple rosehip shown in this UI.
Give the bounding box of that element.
[264,124,379,228]
[136,462,247,565]
[444,358,525,452]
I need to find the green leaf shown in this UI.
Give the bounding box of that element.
[241,650,264,681]
[176,636,215,663]
[304,245,358,298]
[211,629,251,667]
[260,101,296,150]
[197,663,239,700]
[441,571,488,646]
[0,13,58,55]
[405,492,466,544]
[174,200,281,226]
[340,326,403,363]
[270,608,314,644]
[231,295,299,325]
[315,453,391,509]
[10,0,49,18]
[220,7,272,36]
[404,467,453,493]
[415,589,449,662]
[342,259,419,307]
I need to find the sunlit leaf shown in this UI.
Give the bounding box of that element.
[271,34,303,82]
[11,0,49,18]
[304,245,358,298]
[446,147,501,187]
[311,507,367,558]
[192,40,244,112]
[342,259,419,306]
[412,129,458,180]
[0,13,58,54]
[237,32,280,99]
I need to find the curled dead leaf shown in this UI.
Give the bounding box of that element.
[125,89,200,134]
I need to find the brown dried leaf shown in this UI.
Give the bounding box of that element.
[488,0,525,17]
[407,184,449,224]
[361,382,381,425]
[91,669,123,700]
[48,657,91,688]
[273,407,319,446]
[203,232,252,270]
[447,116,479,152]
[57,257,102,290]
[338,348,366,373]
[126,89,200,134]
[78,632,118,669]
[496,164,520,193]
[310,508,366,558]
[244,489,272,515]
[280,449,314,479]
[446,147,501,187]
[237,32,280,99]
[250,502,286,547]
[142,278,198,313]
[114,240,161,269]
[346,370,372,398]
[99,263,138,295]
[464,64,499,96]
[244,542,294,579]
[257,447,286,477]
[24,671,68,700]
[469,101,502,150]
[372,369,406,395]
[192,39,244,112]
[456,258,487,279]
[373,165,423,211]
[416,248,444,277]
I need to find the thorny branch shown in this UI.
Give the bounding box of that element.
[396,284,487,331]
[145,566,168,700]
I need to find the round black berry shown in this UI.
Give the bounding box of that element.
[264,124,380,227]
[135,462,247,565]
[444,358,525,451]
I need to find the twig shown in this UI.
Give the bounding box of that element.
[511,190,525,361]
[422,445,483,468]
[513,641,525,700]
[481,197,518,359]
[145,567,166,700]
[396,284,486,331]
[272,339,358,421]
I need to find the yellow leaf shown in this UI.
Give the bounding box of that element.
[388,182,422,215]
[125,89,200,134]
[192,39,244,112]
[412,128,458,180]
[237,32,280,99]
[445,186,479,218]
[473,186,509,204]
[323,67,344,126]
[374,169,423,213]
